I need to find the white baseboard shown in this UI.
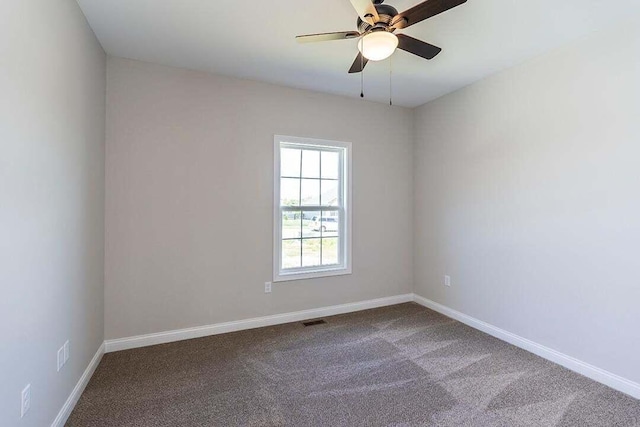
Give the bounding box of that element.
[105,294,414,353]
[48,293,639,426]
[412,293,640,400]
[51,342,105,427]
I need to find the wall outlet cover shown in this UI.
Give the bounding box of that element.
[264,282,272,293]
[57,347,64,371]
[64,340,69,363]
[445,275,451,287]
[21,384,31,418]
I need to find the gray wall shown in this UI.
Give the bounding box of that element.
[0,0,106,425]
[413,22,640,384]
[105,57,414,340]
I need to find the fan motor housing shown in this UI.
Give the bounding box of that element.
[357,4,398,33]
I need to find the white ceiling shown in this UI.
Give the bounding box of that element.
[77,0,639,107]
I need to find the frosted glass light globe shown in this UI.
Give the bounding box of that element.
[358,31,399,61]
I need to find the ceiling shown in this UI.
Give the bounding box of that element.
[77,0,639,108]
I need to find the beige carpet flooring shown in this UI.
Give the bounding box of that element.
[67,303,640,426]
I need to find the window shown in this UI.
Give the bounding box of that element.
[273,135,352,282]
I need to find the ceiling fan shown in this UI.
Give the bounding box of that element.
[296,0,467,73]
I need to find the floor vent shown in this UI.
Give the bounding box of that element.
[302,319,327,327]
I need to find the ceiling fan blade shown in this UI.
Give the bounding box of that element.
[349,0,379,25]
[392,0,466,29]
[397,34,442,60]
[348,52,369,73]
[296,31,360,43]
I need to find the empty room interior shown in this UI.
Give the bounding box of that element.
[3,0,640,426]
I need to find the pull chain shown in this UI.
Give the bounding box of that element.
[360,38,364,98]
[389,55,393,106]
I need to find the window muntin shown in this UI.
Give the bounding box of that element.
[274,136,351,282]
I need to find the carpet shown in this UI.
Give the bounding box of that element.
[67,303,640,426]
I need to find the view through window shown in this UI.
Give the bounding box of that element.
[274,136,351,281]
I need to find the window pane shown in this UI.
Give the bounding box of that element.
[320,211,339,238]
[281,148,301,177]
[276,139,349,280]
[301,150,320,178]
[321,151,340,179]
[302,211,321,238]
[322,238,339,266]
[320,179,339,207]
[282,211,302,239]
[282,239,301,269]
[281,178,300,206]
[300,179,320,206]
[302,238,321,267]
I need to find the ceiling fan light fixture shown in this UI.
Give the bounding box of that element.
[358,31,398,61]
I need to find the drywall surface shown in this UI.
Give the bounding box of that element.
[413,21,640,384]
[0,0,106,425]
[105,57,414,340]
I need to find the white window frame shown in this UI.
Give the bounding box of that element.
[273,135,352,282]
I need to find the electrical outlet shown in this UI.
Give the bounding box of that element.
[444,275,451,287]
[63,340,69,363]
[21,384,31,418]
[57,346,64,372]
[264,282,272,293]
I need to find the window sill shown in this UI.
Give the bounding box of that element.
[273,267,352,283]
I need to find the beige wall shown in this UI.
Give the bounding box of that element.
[105,57,414,340]
[0,1,106,425]
[413,21,640,384]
